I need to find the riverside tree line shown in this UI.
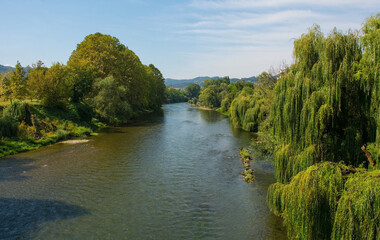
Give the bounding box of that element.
[192,15,379,240]
[0,33,166,155]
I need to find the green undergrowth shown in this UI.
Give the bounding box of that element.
[0,102,103,158]
[267,162,379,240]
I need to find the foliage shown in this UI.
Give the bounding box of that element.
[90,76,132,125]
[202,77,230,89]
[268,162,379,240]
[2,100,27,122]
[165,87,187,103]
[267,162,357,240]
[185,83,201,99]
[67,60,97,103]
[0,70,13,101]
[1,62,28,102]
[27,60,47,99]
[29,62,73,107]
[267,16,380,240]
[332,170,380,240]
[0,32,166,157]
[230,73,274,132]
[0,116,18,138]
[271,25,370,183]
[67,32,166,115]
[147,64,167,110]
[198,85,220,108]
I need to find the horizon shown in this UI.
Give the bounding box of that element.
[0,0,378,79]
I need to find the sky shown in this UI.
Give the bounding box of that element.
[0,0,378,79]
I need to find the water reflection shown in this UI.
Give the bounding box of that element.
[198,108,225,123]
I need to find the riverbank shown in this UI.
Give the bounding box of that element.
[0,103,101,158]
[0,102,166,158]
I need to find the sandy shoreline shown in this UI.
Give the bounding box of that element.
[60,139,90,144]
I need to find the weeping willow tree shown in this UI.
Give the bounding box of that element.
[332,170,380,240]
[268,162,380,240]
[357,14,380,167]
[267,162,357,240]
[271,24,373,183]
[267,15,380,240]
[230,72,275,132]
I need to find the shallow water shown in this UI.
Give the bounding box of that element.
[0,103,286,239]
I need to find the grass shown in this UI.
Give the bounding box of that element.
[0,102,103,158]
[0,99,41,107]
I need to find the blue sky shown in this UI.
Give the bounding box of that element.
[0,0,378,79]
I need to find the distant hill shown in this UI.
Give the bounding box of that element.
[0,64,33,75]
[165,76,258,89]
[0,64,14,74]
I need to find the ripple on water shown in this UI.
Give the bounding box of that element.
[0,103,287,239]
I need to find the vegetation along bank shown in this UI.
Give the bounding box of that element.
[191,14,380,240]
[0,33,166,157]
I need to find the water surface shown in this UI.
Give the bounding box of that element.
[0,103,286,239]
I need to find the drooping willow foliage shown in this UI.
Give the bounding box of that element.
[267,15,380,240]
[272,22,378,183]
[358,14,380,166]
[230,73,275,132]
[230,87,272,132]
[332,170,380,240]
[268,162,380,239]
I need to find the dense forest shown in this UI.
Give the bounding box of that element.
[0,33,166,156]
[194,15,379,239]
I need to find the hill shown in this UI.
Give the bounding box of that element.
[0,64,14,74]
[165,76,258,89]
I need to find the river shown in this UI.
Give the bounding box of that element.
[0,103,286,239]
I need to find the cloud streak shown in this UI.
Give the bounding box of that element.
[163,0,377,78]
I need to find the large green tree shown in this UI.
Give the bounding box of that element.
[67,32,166,114]
[185,83,201,99]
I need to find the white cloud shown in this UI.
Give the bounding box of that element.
[165,0,378,78]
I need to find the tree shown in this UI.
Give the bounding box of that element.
[256,72,276,89]
[67,60,97,103]
[6,62,27,102]
[165,87,187,103]
[68,33,126,78]
[28,60,48,100]
[36,63,72,107]
[185,83,201,99]
[91,76,132,124]
[271,26,365,183]
[267,17,380,240]
[0,70,12,101]
[147,64,166,109]
[199,85,220,108]
[67,33,166,113]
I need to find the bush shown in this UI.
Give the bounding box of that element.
[2,100,26,122]
[0,116,18,138]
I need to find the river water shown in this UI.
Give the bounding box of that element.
[0,103,286,239]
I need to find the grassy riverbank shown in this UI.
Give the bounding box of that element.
[0,102,102,158]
